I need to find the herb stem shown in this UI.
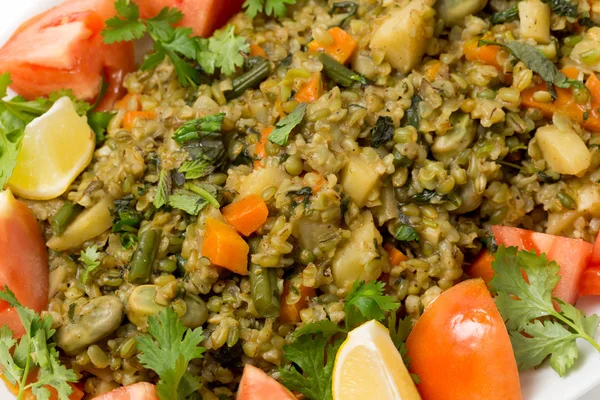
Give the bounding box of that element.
[551,310,600,352]
[17,341,32,400]
[185,183,220,208]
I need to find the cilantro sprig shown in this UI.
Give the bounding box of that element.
[243,0,297,19]
[102,0,249,86]
[0,286,78,400]
[279,279,402,400]
[267,102,307,146]
[80,245,101,284]
[490,246,600,376]
[136,308,206,399]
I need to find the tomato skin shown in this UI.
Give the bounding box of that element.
[491,225,593,304]
[590,230,600,267]
[0,0,134,107]
[236,364,296,400]
[580,266,600,296]
[0,190,49,338]
[406,279,521,400]
[94,382,158,400]
[467,249,496,284]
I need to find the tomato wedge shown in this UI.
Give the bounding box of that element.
[0,190,49,338]
[236,364,296,400]
[580,266,600,296]
[589,230,600,267]
[0,0,133,107]
[406,279,521,400]
[468,226,593,304]
[138,0,245,37]
[94,382,157,400]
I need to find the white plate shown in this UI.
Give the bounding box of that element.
[1,1,600,399]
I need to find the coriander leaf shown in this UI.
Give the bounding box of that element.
[206,26,250,76]
[490,247,559,331]
[168,189,209,215]
[102,0,147,44]
[387,312,413,350]
[344,280,399,330]
[491,5,519,24]
[172,113,225,143]
[136,308,205,400]
[160,27,197,60]
[371,116,394,148]
[80,245,101,284]
[268,102,307,146]
[29,347,78,400]
[0,326,23,385]
[394,224,420,242]
[154,168,172,209]
[478,40,585,94]
[293,320,345,339]
[279,333,342,400]
[511,319,578,376]
[244,0,297,18]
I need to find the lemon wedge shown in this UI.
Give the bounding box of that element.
[332,320,421,400]
[8,96,95,200]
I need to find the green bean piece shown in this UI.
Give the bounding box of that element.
[557,191,577,210]
[51,201,83,236]
[226,57,271,100]
[318,53,367,87]
[128,229,160,284]
[249,263,281,318]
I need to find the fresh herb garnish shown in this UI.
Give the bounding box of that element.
[394,224,420,242]
[80,245,101,284]
[172,113,225,143]
[344,280,400,330]
[154,168,172,209]
[491,5,519,24]
[136,308,206,400]
[168,189,212,215]
[478,40,585,96]
[184,183,220,209]
[371,116,395,148]
[490,246,600,376]
[243,0,297,18]
[113,196,143,233]
[387,312,420,384]
[103,0,248,85]
[267,102,307,146]
[0,286,78,400]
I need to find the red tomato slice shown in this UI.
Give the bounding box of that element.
[0,0,133,107]
[94,382,157,400]
[406,279,521,400]
[580,266,600,296]
[236,364,296,400]
[590,230,600,267]
[490,225,593,304]
[0,190,49,338]
[138,0,245,37]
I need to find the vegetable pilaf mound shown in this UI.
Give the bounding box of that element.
[2,0,600,399]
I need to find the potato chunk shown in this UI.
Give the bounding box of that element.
[519,0,551,44]
[238,167,290,199]
[535,124,591,176]
[436,0,488,26]
[369,0,435,74]
[332,211,383,290]
[341,153,381,208]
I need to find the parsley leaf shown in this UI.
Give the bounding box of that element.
[267,102,307,146]
[102,0,147,44]
[371,116,394,148]
[154,168,172,209]
[478,40,585,96]
[490,246,600,376]
[244,0,297,18]
[0,286,78,400]
[136,308,205,400]
[279,333,342,400]
[79,246,101,284]
[344,280,400,330]
[394,224,420,242]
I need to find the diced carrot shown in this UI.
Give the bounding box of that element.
[424,60,442,81]
[384,243,408,265]
[463,38,508,70]
[280,279,316,325]
[122,110,156,129]
[521,70,600,133]
[308,27,357,64]
[222,194,269,236]
[254,126,273,169]
[467,249,495,284]
[250,43,267,58]
[202,218,249,275]
[114,93,140,111]
[294,72,323,103]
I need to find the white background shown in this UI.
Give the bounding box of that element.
[0,1,599,399]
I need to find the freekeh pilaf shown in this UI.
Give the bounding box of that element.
[2,0,600,399]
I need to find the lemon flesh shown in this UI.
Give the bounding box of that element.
[8,96,95,200]
[332,320,421,400]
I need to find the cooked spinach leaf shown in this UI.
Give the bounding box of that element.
[371,116,395,148]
